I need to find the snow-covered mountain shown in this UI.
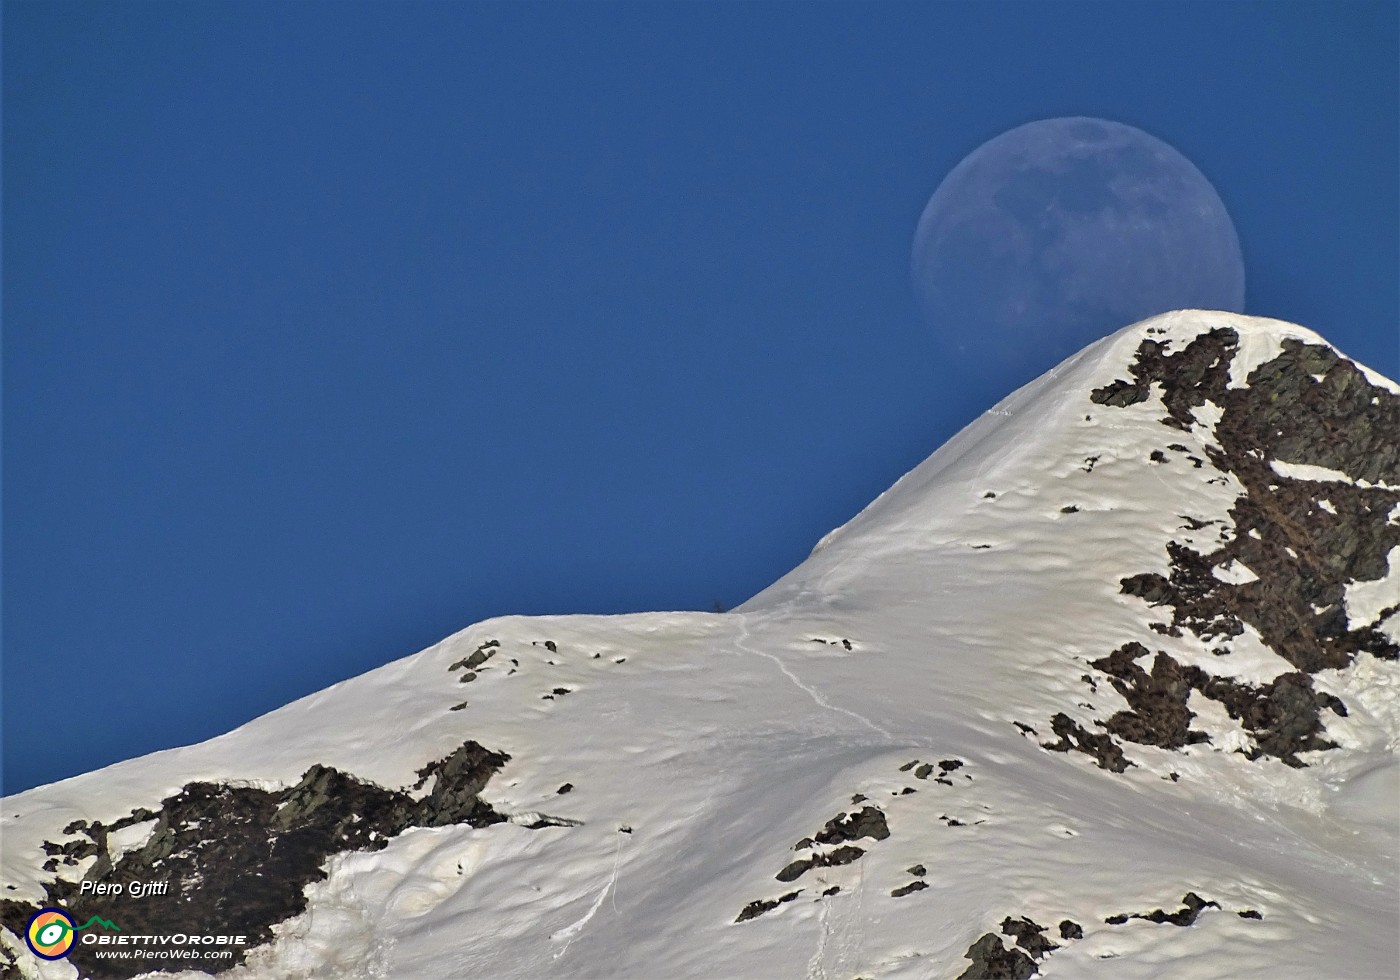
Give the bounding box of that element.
[3,310,1397,980]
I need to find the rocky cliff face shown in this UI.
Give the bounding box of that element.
[1038,326,1399,773]
[0,742,522,978]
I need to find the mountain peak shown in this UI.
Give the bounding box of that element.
[753,310,1396,600]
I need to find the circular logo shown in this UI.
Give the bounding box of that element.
[26,908,76,960]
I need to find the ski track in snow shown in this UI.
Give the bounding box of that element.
[844,853,869,972]
[733,617,893,740]
[807,894,833,980]
[550,829,625,959]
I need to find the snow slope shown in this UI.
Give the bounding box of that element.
[3,311,1397,980]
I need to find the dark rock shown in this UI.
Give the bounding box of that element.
[734,890,801,923]
[1090,378,1150,407]
[1238,909,1263,919]
[411,741,512,828]
[1140,892,1220,926]
[1058,919,1083,940]
[1120,572,1176,607]
[776,860,809,883]
[1086,638,1345,767]
[907,864,927,876]
[1,741,512,978]
[776,843,867,883]
[1094,328,1400,771]
[557,783,573,794]
[814,806,889,845]
[1197,671,1340,766]
[891,880,928,898]
[1000,916,1059,958]
[914,763,935,779]
[1042,713,1132,773]
[1107,892,1221,928]
[734,900,771,923]
[820,845,865,869]
[449,640,499,673]
[957,933,1039,979]
[1318,691,1348,717]
[0,945,18,980]
[1090,645,1210,750]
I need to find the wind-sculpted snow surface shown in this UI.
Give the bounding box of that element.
[2,312,1396,979]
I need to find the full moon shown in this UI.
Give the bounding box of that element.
[912,117,1244,402]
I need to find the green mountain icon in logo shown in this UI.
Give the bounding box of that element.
[75,916,120,933]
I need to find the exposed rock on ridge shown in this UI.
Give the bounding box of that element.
[0,741,519,978]
[1057,326,1400,769]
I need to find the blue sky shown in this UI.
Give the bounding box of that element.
[4,1,1396,794]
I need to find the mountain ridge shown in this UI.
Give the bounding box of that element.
[4,310,1397,980]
